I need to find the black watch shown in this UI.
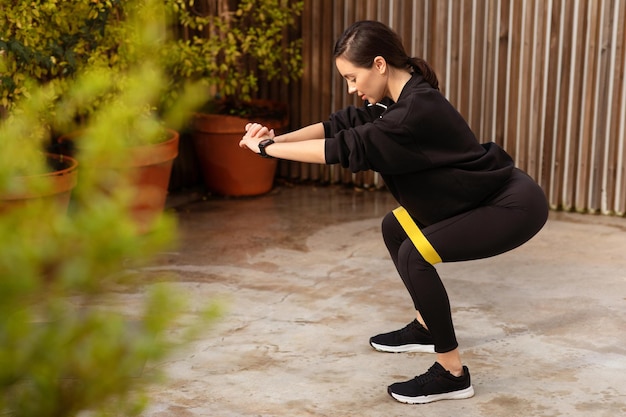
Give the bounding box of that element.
[258,138,275,158]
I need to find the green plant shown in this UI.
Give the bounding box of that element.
[1,0,303,124]
[0,0,200,141]
[0,0,90,175]
[162,0,304,114]
[0,1,218,415]
[0,1,119,114]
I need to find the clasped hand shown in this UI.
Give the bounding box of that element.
[239,123,275,153]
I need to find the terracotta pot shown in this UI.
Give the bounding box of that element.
[191,101,288,197]
[0,153,79,213]
[57,129,179,233]
[128,129,179,233]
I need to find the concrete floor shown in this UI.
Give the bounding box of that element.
[140,184,626,417]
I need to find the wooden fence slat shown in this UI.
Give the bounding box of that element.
[495,0,510,148]
[534,0,551,188]
[562,0,583,211]
[545,0,564,208]
[597,0,615,213]
[575,0,599,211]
[617,1,626,214]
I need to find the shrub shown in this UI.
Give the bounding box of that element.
[0,1,217,415]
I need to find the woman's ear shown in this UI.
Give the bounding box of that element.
[373,56,387,75]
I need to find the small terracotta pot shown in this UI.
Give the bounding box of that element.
[0,153,79,213]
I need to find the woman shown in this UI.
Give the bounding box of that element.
[240,20,548,404]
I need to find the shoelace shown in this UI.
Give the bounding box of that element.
[400,319,421,334]
[413,364,443,385]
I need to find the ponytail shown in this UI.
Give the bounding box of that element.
[408,57,439,91]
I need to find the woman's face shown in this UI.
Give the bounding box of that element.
[335,56,387,104]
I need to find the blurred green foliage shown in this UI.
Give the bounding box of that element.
[0,1,220,415]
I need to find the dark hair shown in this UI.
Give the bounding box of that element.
[333,20,439,90]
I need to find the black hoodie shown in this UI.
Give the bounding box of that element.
[323,73,514,226]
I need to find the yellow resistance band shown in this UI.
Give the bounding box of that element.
[392,207,442,265]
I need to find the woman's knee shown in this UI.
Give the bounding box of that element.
[398,240,434,273]
[381,211,404,247]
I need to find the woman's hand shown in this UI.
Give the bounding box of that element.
[239,122,275,153]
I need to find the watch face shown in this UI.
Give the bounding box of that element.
[259,139,274,149]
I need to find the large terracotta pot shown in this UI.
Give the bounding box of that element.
[128,129,179,233]
[57,129,179,233]
[0,154,79,213]
[191,101,288,197]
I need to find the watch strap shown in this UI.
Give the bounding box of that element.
[258,138,275,158]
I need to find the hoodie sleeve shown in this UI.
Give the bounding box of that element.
[322,100,430,172]
[322,101,390,137]
[324,118,431,173]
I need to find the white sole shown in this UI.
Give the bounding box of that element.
[370,341,436,353]
[389,385,475,404]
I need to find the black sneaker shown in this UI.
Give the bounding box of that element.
[388,362,475,404]
[369,319,435,353]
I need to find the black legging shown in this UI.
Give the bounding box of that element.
[382,168,549,353]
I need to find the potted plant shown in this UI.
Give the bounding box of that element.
[0,0,91,211]
[0,2,218,415]
[0,0,203,231]
[163,0,304,196]
[0,85,79,214]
